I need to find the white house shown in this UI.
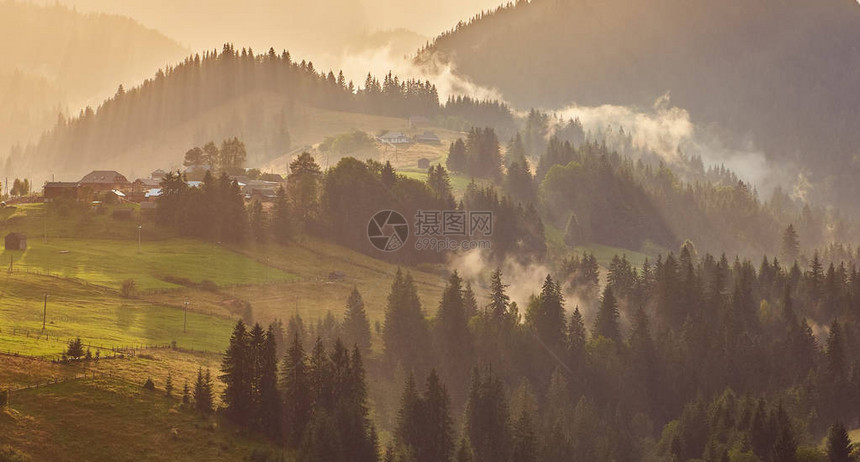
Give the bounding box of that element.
[379,131,410,144]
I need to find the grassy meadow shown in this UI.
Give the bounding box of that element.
[0,378,284,462]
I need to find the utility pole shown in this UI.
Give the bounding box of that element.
[42,294,48,331]
[137,225,142,253]
[183,299,189,333]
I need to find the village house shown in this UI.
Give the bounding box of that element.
[129,178,160,202]
[43,182,80,201]
[242,179,280,202]
[79,170,131,193]
[379,131,411,145]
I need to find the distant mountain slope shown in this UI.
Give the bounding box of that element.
[10,45,513,181]
[417,0,860,210]
[0,1,187,153]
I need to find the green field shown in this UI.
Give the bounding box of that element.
[0,273,233,356]
[1,237,296,291]
[0,201,448,360]
[1,203,297,291]
[227,237,447,330]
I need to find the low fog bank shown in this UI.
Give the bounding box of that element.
[553,94,804,201]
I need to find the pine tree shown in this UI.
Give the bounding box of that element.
[826,422,852,462]
[567,307,587,375]
[182,380,190,404]
[510,408,538,462]
[427,164,455,208]
[463,281,479,320]
[258,324,282,439]
[381,161,396,189]
[249,199,267,243]
[394,373,422,459]
[282,332,311,448]
[165,371,174,398]
[271,185,292,243]
[464,367,510,462]
[593,285,621,343]
[287,152,322,229]
[487,267,510,321]
[447,139,467,173]
[433,271,474,406]
[772,403,798,462]
[66,337,84,359]
[826,319,846,379]
[220,320,253,425]
[526,274,566,351]
[343,287,372,357]
[334,343,378,462]
[456,438,475,462]
[382,269,431,376]
[194,367,213,414]
[781,224,800,263]
[421,370,455,462]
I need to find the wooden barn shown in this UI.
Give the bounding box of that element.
[5,232,26,250]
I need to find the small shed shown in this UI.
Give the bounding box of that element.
[5,233,26,250]
[417,158,431,170]
[414,131,440,144]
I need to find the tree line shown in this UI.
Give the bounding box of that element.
[199,248,860,460]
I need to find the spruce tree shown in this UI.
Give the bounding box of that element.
[220,320,253,425]
[593,285,621,343]
[165,371,174,398]
[487,267,510,321]
[271,185,292,243]
[258,324,282,439]
[464,367,510,462]
[772,403,797,462]
[447,139,467,173]
[526,274,566,351]
[343,287,372,357]
[382,269,431,376]
[282,333,311,448]
[433,271,474,406]
[194,367,214,414]
[510,408,538,462]
[463,281,479,320]
[421,370,455,462]
[826,422,852,462]
[182,380,190,404]
[781,224,800,263]
[394,373,421,459]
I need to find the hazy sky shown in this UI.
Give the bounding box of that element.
[43,0,504,59]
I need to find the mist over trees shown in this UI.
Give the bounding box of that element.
[209,243,860,461]
[11,44,514,179]
[418,0,860,216]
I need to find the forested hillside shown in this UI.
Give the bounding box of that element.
[10,44,514,180]
[417,0,860,214]
[0,1,187,157]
